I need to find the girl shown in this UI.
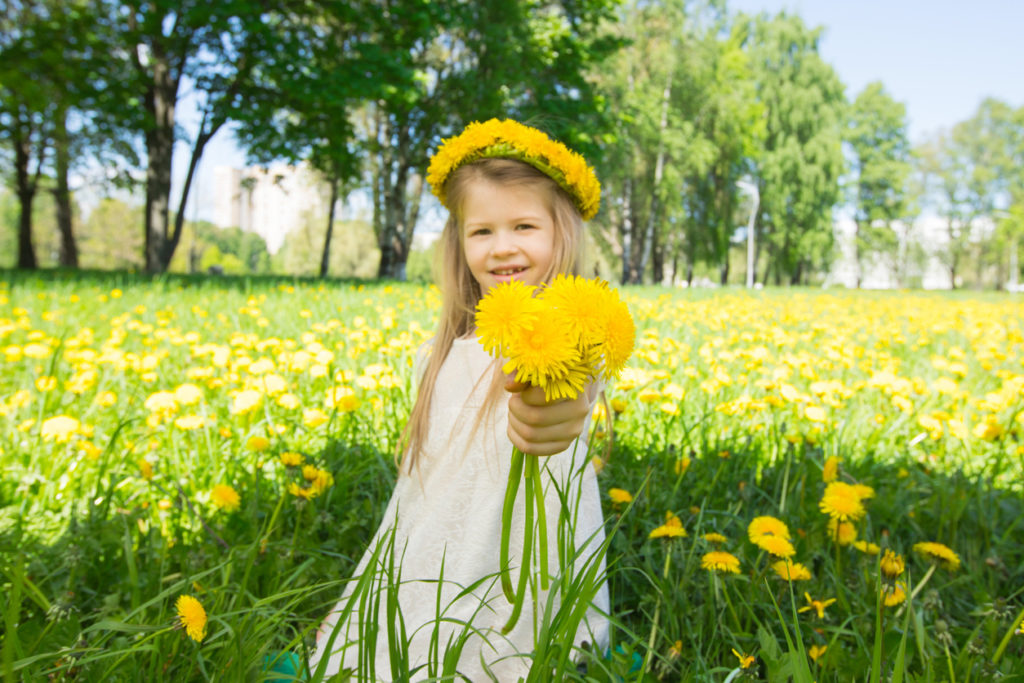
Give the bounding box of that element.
[309,119,609,681]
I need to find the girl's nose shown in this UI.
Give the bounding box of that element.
[491,230,518,256]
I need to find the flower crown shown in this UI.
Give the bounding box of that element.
[426,119,601,221]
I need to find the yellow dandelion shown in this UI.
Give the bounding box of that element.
[174,383,203,405]
[280,451,303,467]
[288,482,314,499]
[230,389,262,415]
[474,279,542,356]
[827,518,858,546]
[649,511,687,539]
[174,414,206,430]
[325,386,359,412]
[246,435,270,451]
[704,532,728,544]
[426,119,601,220]
[303,408,329,429]
[748,515,791,542]
[701,551,741,574]
[851,483,876,500]
[798,593,836,619]
[819,481,866,521]
[882,581,907,607]
[772,559,812,581]
[40,415,80,443]
[853,540,881,555]
[808,644,827,661]
[502,314,586,401]
[210,484,240,512]
[598,295,636,381]
[731,648,756,668]
[879,549,905,578]
[175,594,207,642]
[822,456,840,482]
[608,488,633,505]
[138,458,154,480]
[755,534,796,558]
[913,541,961,571]
[540,274,610,348]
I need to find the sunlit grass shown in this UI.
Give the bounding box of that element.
[1,269,1022,681]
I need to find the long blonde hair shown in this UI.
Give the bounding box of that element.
[398,158,585,472]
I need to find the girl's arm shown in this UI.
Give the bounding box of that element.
[504,379,593,456]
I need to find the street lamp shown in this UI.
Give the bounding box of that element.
[736,179,760,289]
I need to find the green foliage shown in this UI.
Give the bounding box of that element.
[845,82,914,287]
[274,215,379,279]
[745,11,846,285]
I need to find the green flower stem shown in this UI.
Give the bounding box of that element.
[530,455,549,591]
[500,447,526,603]
[640,545,673,678]
[502,464,535,634]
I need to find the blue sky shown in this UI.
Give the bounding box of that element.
[727,0,1024,141]
[176,0,1024,222]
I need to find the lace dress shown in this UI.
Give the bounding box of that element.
[309,336,609,681]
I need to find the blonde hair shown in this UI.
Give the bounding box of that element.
[398,158,585,472]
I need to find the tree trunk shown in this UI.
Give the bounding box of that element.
[719,261,729,286]
[319,177,339,278]
[14,131,39,269]
[53,107,77,267]
[853,220,863,288]
[144,48,177,274]
[640,74,671,280]
[165,108,220,271]
[620,177,633,284]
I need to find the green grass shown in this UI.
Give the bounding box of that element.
[1,268,1022,681]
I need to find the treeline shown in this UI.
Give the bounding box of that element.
[2,0,1022,287]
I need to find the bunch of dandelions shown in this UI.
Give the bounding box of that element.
[474,275,635,633]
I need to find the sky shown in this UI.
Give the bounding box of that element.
[173,0,1024,224]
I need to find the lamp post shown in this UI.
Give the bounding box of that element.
[736,179,760,289]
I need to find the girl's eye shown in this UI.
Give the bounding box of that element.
[516,224,535,231]
[469,228,490,237]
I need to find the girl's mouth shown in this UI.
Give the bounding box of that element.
[491,267,528,276]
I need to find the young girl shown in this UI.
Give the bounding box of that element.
[309,119,610,680]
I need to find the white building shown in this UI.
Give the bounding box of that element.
[213,162,330,254]
[826,215,1001,290]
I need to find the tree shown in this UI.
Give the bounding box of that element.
[78,197,145,270]
[915,99,1019,289]
[683,19,764,285]
[362,0,618,280]
[100,0,296,273]
[236,0,400,278]
[845,82,913,287]
[0,1,57,269]
[1,1,137,269]
[745,11,845,285]
[593,0,720,285]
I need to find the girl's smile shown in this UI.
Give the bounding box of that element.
[462,180,555,293]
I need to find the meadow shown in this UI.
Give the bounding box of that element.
[1,270,1022,682]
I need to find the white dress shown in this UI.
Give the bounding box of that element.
[309,336,610,681]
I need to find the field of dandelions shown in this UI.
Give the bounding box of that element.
[2,269,1023,682]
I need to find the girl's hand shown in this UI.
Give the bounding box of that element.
[505,379,589,456]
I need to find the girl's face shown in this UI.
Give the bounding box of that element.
[461,179,556,294]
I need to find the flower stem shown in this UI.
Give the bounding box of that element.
[640,547,673,678]
[500,447,525,603]
[502,464,534,634]
[530,456,549,591]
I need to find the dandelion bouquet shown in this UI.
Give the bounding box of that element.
[474,275,635,632]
